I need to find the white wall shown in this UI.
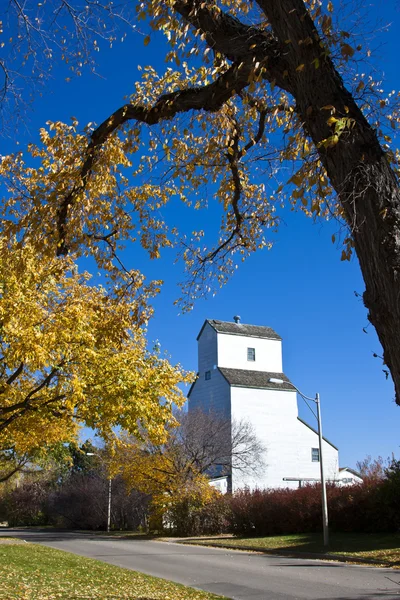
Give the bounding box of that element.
[209,477,229,494]
[293,419,339,483]
[198,322,218,373]
[336,470,363,486]
[188,367,231,419]
[230,386,339,491]
[217,333,283,372]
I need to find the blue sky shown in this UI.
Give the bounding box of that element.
[3,1,400,469]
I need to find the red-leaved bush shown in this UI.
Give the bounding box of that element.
[177,466,400,537]
[224,475,400,536]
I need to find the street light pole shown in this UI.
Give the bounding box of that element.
[107,476,112,533]
[315,393,329,547]
[268,379,329,547]
[86,452,112,533]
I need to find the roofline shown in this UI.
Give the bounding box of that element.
[187,373,199,397]
[196,319,211,341]
[218,368,230,386]
[218,330,282,341]
[339,466,363,479]
[297,417,339,451]
[228,382,295,391]
[197,319,282,341]
[218,367,295,391]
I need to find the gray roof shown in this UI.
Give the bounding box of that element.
[339,467,363,479]
[197,319,281,341]
[218,368,294,390]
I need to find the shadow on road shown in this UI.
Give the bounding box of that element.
[320,596,400,599]
[0,527,157,541]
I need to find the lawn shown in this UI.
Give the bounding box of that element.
[180,532,400,566]
[0,541,228,600]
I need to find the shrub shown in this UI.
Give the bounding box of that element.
[1,477,52,526]
[223,476,400,536]
[0,472,150,530]
[47,474,150,530]
[164,494,231,536]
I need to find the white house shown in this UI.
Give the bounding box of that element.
[336,467,363,486]
[188,317,357,492]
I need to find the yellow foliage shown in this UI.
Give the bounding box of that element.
[0,0,399,329]
[111,431,219,520]
[0,238,191,458]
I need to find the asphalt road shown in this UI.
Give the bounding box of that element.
[2,528,400,600]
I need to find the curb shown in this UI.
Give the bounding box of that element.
[174,539,399,568]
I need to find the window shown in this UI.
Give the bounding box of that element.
[247,347,256,361]
[311,447,320,462]
[205,370,211,380]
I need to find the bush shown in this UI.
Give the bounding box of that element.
[1,477,52,526]
[47,474,150,530]
[159,473,400,537]
[226,486,323,536]
[164,494,231,536]
[223,475,400,536]
[0,472,150,530]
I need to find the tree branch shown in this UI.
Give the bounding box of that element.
[5,362,24,387]
[56,59,259,254]
[173,0,292,93]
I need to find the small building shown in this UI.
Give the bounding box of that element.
[336,467,363,486]
[188,318,356,492]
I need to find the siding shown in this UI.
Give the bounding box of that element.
[188,368,231,419]
[198,322,218,373]
[217,334,283,372]
[230,386,339,491]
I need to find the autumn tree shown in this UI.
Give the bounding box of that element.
[113,409,264,526]
[1,2,400,403]
[0,5,194,478]
[355,454,399,482]
[0,236,190,480]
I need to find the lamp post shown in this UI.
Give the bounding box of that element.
[86,452,112,533]
[268,378,329,547]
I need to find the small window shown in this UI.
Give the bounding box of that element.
[311,447,320,462]
[205,370,211,380]
[247,347,256,361]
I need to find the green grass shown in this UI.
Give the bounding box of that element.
[180,532,400,566]
[0,542,228,600]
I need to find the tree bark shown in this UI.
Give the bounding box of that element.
[254,0,400,403]
[175,0,400,403]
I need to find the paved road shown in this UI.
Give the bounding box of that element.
[2,528,400,600]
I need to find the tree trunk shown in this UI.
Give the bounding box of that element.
[256,0,400,403]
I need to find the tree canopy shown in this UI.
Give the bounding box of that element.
[0,234,190,476]
[112,409,264,519]
[1,0,400,413]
